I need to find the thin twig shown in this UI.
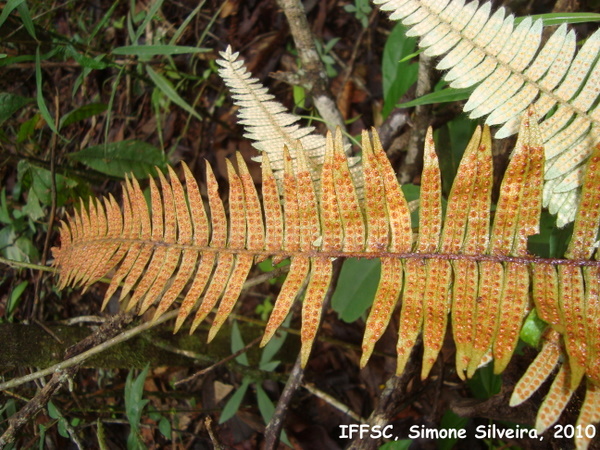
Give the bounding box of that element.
[0,311,136,447]
[264,355,304,450]
[32,92,60,320]
[303,382,366,424]
[33,319,64,344]
[174,336,262,386]
[275,0,348,143]
[0,311,173,392]
[263,259,344,449]
[336,8,378,105]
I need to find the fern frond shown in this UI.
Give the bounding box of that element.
[374,0,600,226]
[216,46,364,195]
[53,113,600,446]
[217,46,327,175]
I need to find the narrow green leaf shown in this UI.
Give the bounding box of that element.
[16,1,36,39]
[125,365,150,430]
[60,103,108,129]
[518,12,600,26]
[231,320,249,366]
[97,419,108,450]
[259,313,291,369]
[0,1,33,43]
[35,47,60,135]
[7,280,28,318]
[0,189,10,224]
[133,0,165,43]
[113,45,209,56]
[68,140,167,179]
[382,23,418,118]
[145,65,203,121]
[169,0,205,45]
[255,385,292,446]
[397,87,473,109]
[0,0,24,32]
[219,378,250,424]
[88,0,119,43]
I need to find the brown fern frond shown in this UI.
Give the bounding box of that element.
[53,113,600,446]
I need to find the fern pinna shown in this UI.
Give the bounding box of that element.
[53,111,600,448]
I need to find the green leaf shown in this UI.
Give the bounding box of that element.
[0,227,38,262]
[528,211,573,258]
[96,419,108,450]
[0,0,36,39]
[0,0,24,30]
[382,23,418,118]
[158,417,171,438]
[256,385,292,446]
[22,188,44,221]
[397,87,473,109]
[255,384,274,423]
[0,189,11,224]
[125,365,150,435]
[47,401,70,439]
[231,320,249,366]
[518,12,600,26]
[113,45,210,56]
[132,0,165,44]
[259,313,291,370]
[169,1,205,45]
[219,378,251,424]
[17,113,40,142]
[17,160,81,206]
[68,140,167,179]
[35,48,60,136]
[7,280,28,318]
[66,46,108,70]
[332,258,381,323]
[0,93,32,124]
[520,309,547,348]
[88,0,119,44]
[146,65,203,121]
[16,1,36,39]
[438,410,469,450]
[468,363,502,399]
[60,103,108,129]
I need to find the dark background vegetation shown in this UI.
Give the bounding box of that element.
[1,0,600,448]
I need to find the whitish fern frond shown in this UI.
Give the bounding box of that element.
[217,46,327,175]
[374,0,600,227]
[216,46,364,194]
[53,114,600,448]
